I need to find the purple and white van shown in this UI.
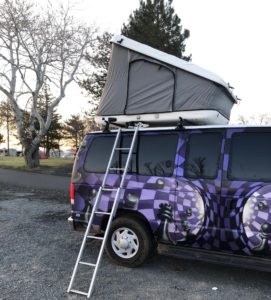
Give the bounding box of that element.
[69,125,271,270]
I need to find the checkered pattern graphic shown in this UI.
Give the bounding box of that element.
[220,128,271,254]
[243,186,271,250]
[73,129,271,257]
[174,184,205,241]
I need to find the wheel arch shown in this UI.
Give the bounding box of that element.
[101,209,154,238]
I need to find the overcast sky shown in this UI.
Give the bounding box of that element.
[57,0,271,122]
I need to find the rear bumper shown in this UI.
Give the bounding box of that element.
[67,216,87,231]
[67,215,103,234]
[68,216,76,231]
[67,216,86,231]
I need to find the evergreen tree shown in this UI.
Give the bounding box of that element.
[0,100,16,155]
[37,86,63,157]
[40,113,63,157]
[79,32,113,110]
[0,133,4,145]
[79,1,191,115]
[62,114,86,150]
[121,0,191,60]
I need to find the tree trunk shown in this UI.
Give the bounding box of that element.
[6,117,10,156]
[45,134,50,157]
[75,134,78,149]
[24,145,40,168]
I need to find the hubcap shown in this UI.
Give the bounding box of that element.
[111,227,139,259]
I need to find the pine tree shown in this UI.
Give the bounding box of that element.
[40,113,63,157]
[79,32,113,110]
[121,0,191,60]
[0,133,4,145]
[0,100,16,155]
[79,1,191,115]
[37,86,63,157]
[62,114,85,150]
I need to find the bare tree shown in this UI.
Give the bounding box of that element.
[0,0,96,168]
[237,113,271,125]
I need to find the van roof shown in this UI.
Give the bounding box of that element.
[87,125,271,134]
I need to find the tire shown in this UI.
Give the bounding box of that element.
[105,216,153,267]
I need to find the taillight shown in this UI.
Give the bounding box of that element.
[70,183,75,205]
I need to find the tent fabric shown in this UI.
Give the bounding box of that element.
[97,38,236,121]
[126,60,174,114]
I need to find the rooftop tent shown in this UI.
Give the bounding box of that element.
[96,35,238,126]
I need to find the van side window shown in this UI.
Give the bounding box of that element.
[184,133,222,179]
[138,134,178,176]
[84,133,178,176]
[120,135,137,173]
[228,132,271,181]
[84,136,118,173]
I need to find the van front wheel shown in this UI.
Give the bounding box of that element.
[105,217,153,267]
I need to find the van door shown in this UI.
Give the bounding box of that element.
[73,133,120,226]
[75,131,179,235]
[174,129,225,249]
[119,131,179,243]
[221,128,271,256]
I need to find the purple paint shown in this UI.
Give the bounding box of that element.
[71,127,271,260]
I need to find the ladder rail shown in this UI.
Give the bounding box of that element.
[87,187,122,297]
[68,130,122,293]
[68,126,140,298]
[87,127,139,297]
[101,128,121,187]
[119,126,138,188]
[67,185,103,293]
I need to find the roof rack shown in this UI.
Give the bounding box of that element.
[101,116,194,132]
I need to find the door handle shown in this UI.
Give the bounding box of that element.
[156,178,164,189]
[226,200,236,215]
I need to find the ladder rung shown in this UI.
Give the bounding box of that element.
[87,235,104,240]
[115,147,130,151]
[95,211,111,216]
[70,289,88,296]
[79,261,96,267]
[109,167,125,171]
[102,188,118,192]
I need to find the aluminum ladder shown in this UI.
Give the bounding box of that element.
[67,127,139,298]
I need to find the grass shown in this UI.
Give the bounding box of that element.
[0,156,74,175]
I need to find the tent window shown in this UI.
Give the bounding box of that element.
[125,60,175,115]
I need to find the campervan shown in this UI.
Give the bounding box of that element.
[67,36,270,298]
[69,125,271,270]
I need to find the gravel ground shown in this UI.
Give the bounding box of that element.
[1,184,271,300]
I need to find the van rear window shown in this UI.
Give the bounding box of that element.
[228,132,271,181]
[84,136,117,173]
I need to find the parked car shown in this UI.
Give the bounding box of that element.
[68,125,271,271]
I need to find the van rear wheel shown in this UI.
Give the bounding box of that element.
[105,217,153,267]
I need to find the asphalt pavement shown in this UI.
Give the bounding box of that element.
[1,186,271,300]
[1,169,271,299]
[0,168,70,192]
